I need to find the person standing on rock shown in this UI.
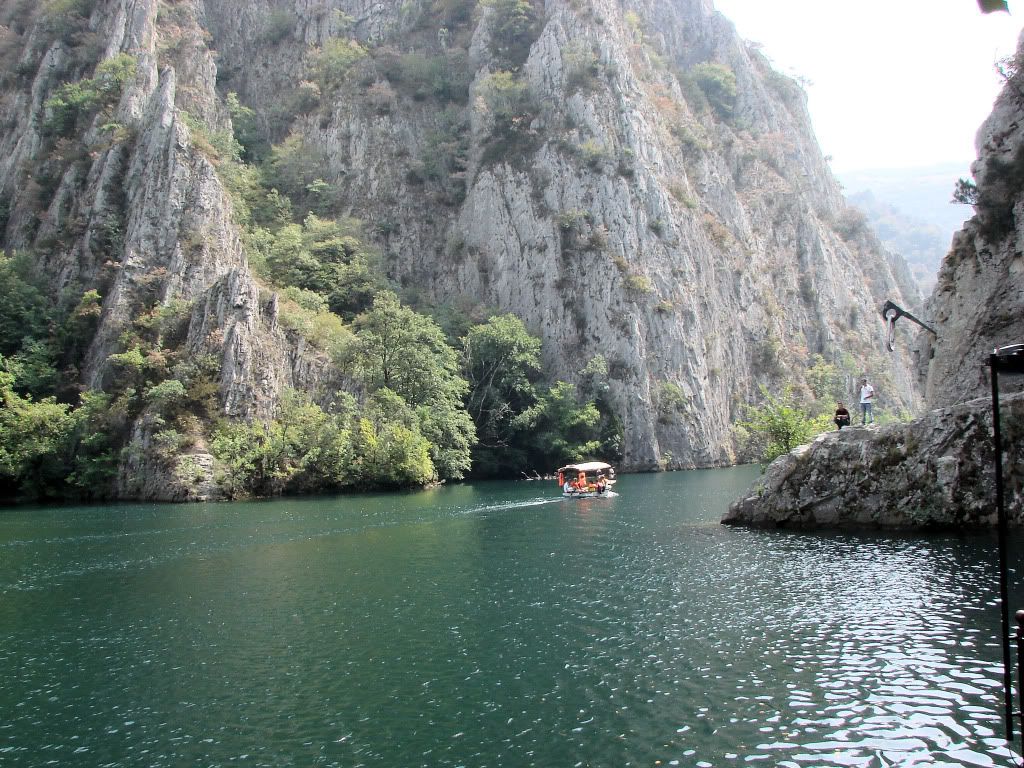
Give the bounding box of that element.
[859,377,875,425]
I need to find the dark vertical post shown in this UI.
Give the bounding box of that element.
[992,354,1013,742]
[1017,610,1024,750]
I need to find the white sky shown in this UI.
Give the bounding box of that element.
[713,0,1024,172]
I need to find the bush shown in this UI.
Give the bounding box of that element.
[43,53,136,136]
[477,70,533,138]
[739,386,831,465]
[690,62,736,119]
[259,9,296,45]
[311,38,367,92]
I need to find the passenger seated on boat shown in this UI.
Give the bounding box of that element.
[563,480,574,494]
[596,475,607,493]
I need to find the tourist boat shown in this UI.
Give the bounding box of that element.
[556,461,616,497]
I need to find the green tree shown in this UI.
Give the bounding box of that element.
[477,70,534,138]
[514,381,601,470]
[43,53,136,136]
[481,0,537,63]
[739,386,832,465]
[806,354,844,405]
[461,314,541,473]
[354,294,476,479]
[0,357,75,498]
[0,251,52,358]
[690,62,737,118]
[312,38,367,92]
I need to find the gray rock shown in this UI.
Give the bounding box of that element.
[725,393,1024,529]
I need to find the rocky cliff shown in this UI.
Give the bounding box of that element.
[0,0,921,498]
[726,35,1024,529]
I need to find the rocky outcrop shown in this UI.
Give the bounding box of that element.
[725,393,1024,529]
[726,33,1024,529]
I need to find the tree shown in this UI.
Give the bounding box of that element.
[477,70,534,138]
[514,381,601,470]
[0,357,75,498]
[481,0,537,65]
[951,177,979,205]
[0,251,52,358]
[690,62,737,118]
[354,294,476,479]
[461,314,541,472]
[739,386,832,465]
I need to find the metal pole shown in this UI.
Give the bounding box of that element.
[992,355,1014,743]
[1017,610,1024,757]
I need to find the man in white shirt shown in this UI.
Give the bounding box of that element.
[859,377,875,425]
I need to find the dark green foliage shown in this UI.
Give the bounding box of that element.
[0,358,117,501]
[257,215,385,321]
[513,381,601,470]
[354,294,476,479]
[952,177,979,205]
[481,0,538,67]
[226,92,267,162]
[264,133,335,218]
[433,0,476,28]
[382,49,472,102]
[688,62,737,119]
[210,389,437,498]
[477,70,540,166]
[411,107,469,205]
[461,314,542,474]
[738,386,831,465]
[311,38,368,93]
[258,9,296,45]
[39,0,97,45]
[965,144,1024,241]
[0,252,52,358]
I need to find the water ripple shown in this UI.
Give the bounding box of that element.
[1,469,1022,766]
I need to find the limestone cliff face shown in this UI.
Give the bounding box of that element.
[0,0,920,497]
[205,0,921,470]
[726,35,1024,529]
[0,0,342,499]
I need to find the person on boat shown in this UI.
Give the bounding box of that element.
[563,478,574,494]
[596,473,607,493]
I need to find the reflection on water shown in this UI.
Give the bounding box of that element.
[0,467,1022,766]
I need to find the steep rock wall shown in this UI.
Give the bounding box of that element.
[0,0,921,497]
[204,0,921,470]
[915,42,1024,406]
[0,0,342,499]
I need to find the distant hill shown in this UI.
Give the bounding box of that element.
[845,190,950,294]
[839,163,975,294]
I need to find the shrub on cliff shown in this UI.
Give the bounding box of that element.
[43,53,136,137]
[688,62,737,119]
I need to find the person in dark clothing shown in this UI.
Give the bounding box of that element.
[834,401,851,430]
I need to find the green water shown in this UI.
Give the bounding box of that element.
[1,467,1021,767]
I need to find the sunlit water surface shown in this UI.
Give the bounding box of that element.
[2,467,1023,767]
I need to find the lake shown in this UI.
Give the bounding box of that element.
[1,466,1022,767]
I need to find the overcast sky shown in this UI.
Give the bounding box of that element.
[713,0,1023,173]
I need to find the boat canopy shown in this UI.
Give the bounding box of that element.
[557,461,613,474]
